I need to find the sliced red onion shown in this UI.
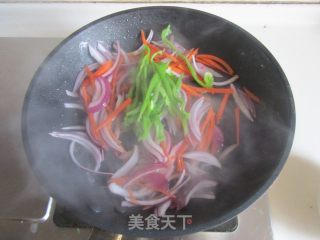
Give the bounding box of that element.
[155,200,171,217]
[64,103,84,111]
[115,94,124,108]
[115,151,131,162]
[121,201,136,207]
[123,170,165,189]
[89,44,106,64]
[151,40,165,48]
[91,78,102,102]
[185,180,217,205]
[164,131,172,154]
[112,146,138,179]
[125,194,167,206]
[66,90,79,98]
[174,175,191,191]
[102,41,121,78]
[231,84,254,122]
[114,122,121,139]
[145,29,155,44]
[162,140,179,180]
[147,134,165,155]
[164,160,175,180]
[100,127,125,153]
[180,89,188,106]
[69,141,112,175]
[122,163,167,187]
[187,133,199,148]
[143,172,169,193]
[174,177,216,210]
[97,42,113,60]
[219,144,238,162]
[238,88,256,118]
[152,40,185,52]
[192,55,201,72]
[69,140,101,172]
[117,45,129,64]
[97,106,107,123]
[174,169,186,187]
[116,72,130,95]
[192,55,223,78]
[72,63,99,93]
[214,75,239,87]
[169,140,183,157]
[143,134,165,162]
[131,188,154,199]
[61,125,85,131]
[130,29,154,56]
[183,151,221,168]
[109,177,165,203]
[185,162,207,176]
[120,62,138,69]
[174,41,186,52]
[189,97,211,141]
[211,126,224,154]
[87,77,111,113]
[50,131,104,165]
[85,110,104,145]
[171,142,182,157]
[124,175,190,206]
[109,183,129,198]
[93,110,100,122]
[85,118,100,146]
[193,192,216,199]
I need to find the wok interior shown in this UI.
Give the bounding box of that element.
[22,7,294,236]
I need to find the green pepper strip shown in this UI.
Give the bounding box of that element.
[161,25,214,88]
[124,44,189,141]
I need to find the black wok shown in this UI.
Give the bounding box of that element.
[22,6,295,237]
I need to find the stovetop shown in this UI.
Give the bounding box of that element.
[0,37,273,240]
[0,194,272,240]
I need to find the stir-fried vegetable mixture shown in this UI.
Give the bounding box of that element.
[50,25,260,215]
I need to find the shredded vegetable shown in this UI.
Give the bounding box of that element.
[49,25,260,215]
